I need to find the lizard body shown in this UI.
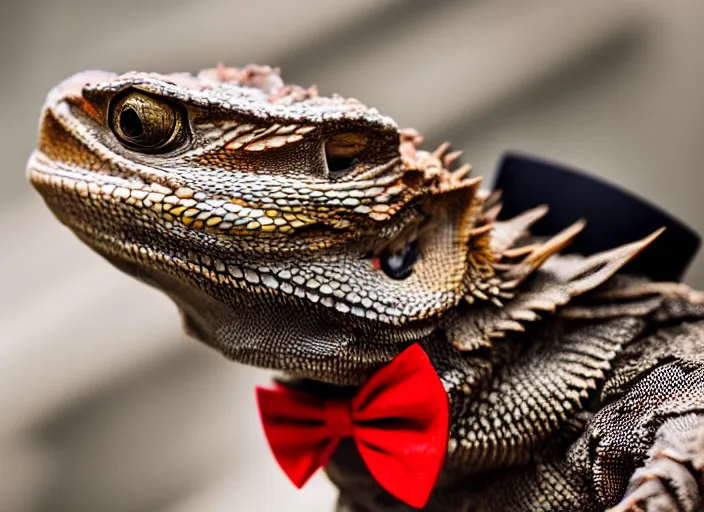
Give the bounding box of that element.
[28,65,704,511]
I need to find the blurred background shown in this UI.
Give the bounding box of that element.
[2,1,704,511]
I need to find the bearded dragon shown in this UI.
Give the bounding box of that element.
[28,65,704,511]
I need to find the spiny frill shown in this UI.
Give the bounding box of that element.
[397,131,663,348]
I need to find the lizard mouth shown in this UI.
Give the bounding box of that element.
[29,148,450,325]
[28,148,412,255]
[29,153,312,296]
[29,154,437,385]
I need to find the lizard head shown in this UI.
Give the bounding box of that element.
[27,65,506,385]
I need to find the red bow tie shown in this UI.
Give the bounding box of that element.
[256,343,449,509]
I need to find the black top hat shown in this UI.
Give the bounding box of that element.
[493,153,700,282]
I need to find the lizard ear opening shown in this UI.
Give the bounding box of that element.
[366,177,484,305]
[375,241,421,280]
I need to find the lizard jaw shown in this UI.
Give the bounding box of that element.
[101,251,426,387]
[29,152,437,386]
[28,148,465,327]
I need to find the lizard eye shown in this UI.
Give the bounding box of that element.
[109,90,185,152]
[377,241,419,280]
[324,132,367,175]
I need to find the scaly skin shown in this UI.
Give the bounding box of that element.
[28,65,704,511]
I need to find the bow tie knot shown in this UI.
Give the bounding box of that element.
[325,399,354,438]
[256,343,449,509]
